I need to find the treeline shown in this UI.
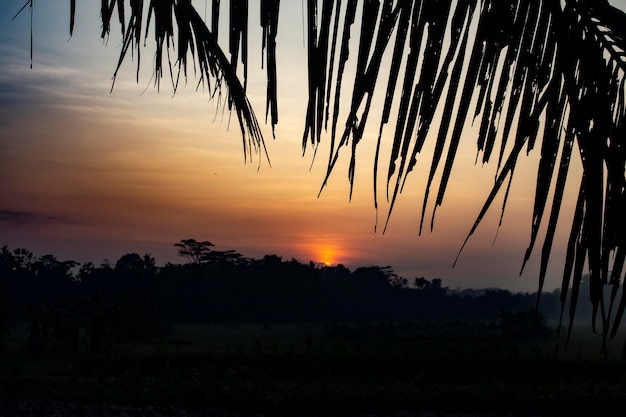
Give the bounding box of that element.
[0,240,576,350]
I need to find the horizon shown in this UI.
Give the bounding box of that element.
[0,240,566,294]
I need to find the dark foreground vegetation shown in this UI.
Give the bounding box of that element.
[1,241,625,416]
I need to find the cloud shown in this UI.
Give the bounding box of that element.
[0,209,71,225]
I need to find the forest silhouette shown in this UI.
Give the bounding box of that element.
[1,239,586,352]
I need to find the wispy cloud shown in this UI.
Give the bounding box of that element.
[0,209,71,225]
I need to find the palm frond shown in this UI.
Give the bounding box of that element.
[260,0,280,137]
[306,0,625,355]
[99,0,266,163]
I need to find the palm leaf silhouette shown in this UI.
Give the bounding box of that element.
[17,0,626,354]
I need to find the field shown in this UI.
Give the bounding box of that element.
[1,321,625,416]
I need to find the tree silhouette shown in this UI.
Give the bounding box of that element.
[115,253,147,276]
[174,238,215,264]
[15,0,626,349]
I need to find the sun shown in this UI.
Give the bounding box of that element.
[298,239,345,267]
[319,246,336,266]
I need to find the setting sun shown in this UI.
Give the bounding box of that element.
[319,247,337,266]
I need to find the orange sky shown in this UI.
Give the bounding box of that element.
[0,0,593,292]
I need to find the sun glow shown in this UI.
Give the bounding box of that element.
[319,247,337,266]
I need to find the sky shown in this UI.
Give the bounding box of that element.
[1,0,623,293]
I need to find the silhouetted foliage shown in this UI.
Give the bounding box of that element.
[114,253,145,276]
[0,242,571,355]
[174,239,215,264]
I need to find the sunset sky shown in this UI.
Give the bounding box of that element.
[2,1,622,292]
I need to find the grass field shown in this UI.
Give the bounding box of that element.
[1,321,625,416]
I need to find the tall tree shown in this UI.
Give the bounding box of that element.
[174,239,215,264]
